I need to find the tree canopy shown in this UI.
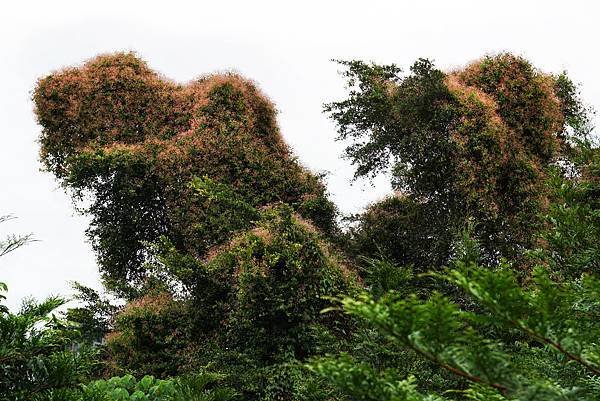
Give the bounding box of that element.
[328,54,590,268]
[33,52,337,293]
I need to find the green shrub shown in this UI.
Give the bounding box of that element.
[0,295,99,400]
[84,374,179,400]
[105,293,195,378]
[39,373,237,401]
[200,205,356,360]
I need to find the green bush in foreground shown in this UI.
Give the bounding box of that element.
[37,373,237,401]
[311,238,600,400]
[84,373,237,401]
[0,295,99,400]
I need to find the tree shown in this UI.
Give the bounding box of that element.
[344,194,443,273]
[535,141,600,279]
[311,139,600,400]
[327,54,589,267]
[33,52,337,294]
[65,282,120,345]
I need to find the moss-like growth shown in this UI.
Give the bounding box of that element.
[33,52,337,290]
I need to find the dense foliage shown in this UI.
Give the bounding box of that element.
[103,205,356,398]
[311,140,600,400]
[0,295,99,399]
[312,255,600,399]
[1,52,597,400]
[33,52,337,293]
[330,54,590,268]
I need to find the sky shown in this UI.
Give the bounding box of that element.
[1,0,599,310]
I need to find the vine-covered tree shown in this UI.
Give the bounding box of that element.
[329,54,590,268]
[33,52,337,294]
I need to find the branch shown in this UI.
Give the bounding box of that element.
[0,233,34,257]
[515,321,600,376]
[0,215,35,257]
[406,342,510,397]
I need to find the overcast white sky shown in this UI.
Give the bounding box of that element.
[1,0,599,310]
